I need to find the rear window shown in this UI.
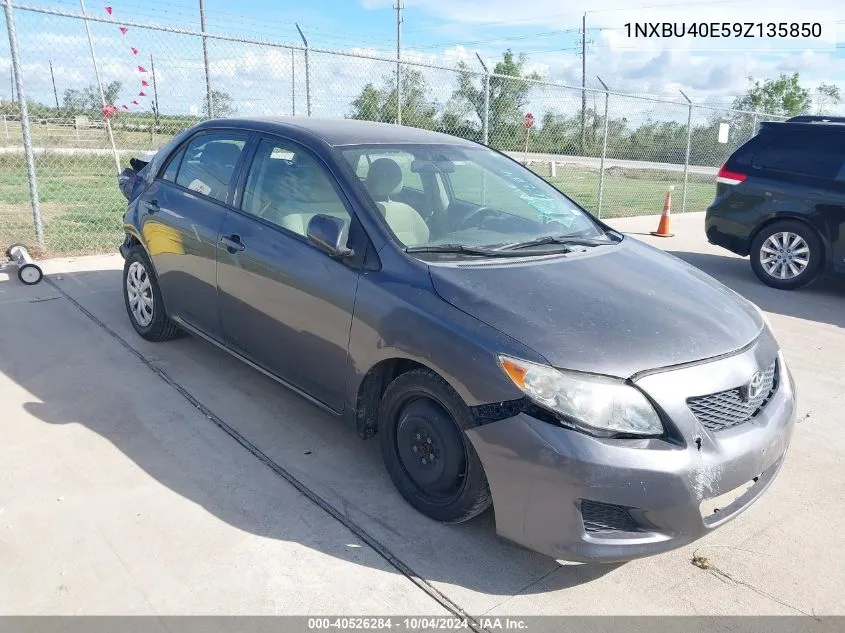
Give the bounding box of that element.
[751,128,845,180]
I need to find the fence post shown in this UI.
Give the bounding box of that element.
[475,53,489,145]
[290,49,295,116]
[2,114,8,140]
[596,76,610,219]
[679,89,693,213]
[3,0,45,249]
[199,0,213,118]
[296,24,311,116]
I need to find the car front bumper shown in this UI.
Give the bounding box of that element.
[466,329,796,562]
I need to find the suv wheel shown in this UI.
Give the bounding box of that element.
[750,220,822,290]
[123,246,182,341]
[378,368,492,523]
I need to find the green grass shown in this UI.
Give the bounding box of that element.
[0,154,715,256]
[0,154,125,256]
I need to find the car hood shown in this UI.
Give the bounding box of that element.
[427,238,763,378]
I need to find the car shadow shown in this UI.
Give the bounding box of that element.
[669,250,845,328]
[0,268,621,598]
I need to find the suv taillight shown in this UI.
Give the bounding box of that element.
[716,164,747,185]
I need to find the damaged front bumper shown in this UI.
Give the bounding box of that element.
[466,330,796,562]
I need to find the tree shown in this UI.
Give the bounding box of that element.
[204,89,237,117]
[348,68,437,129]
[731,73,810,117]
[62,81,122,115]
[814,83,842,115]
[452,50,541,148]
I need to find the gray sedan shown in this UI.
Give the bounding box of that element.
[118,118,796,561]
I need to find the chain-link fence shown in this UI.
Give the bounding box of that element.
[1,1,787,256]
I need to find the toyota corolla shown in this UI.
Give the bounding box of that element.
[118,118,796,561]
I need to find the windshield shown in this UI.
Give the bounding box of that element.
[342,144,605,251]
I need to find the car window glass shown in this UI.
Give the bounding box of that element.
[355,150,423,191]
[160,146,185,182]
[448,160,555,221]
[752,129,845,179]
[175,133,246,202]
[241,138,351,243]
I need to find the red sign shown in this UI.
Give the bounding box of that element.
[523,112,534,129]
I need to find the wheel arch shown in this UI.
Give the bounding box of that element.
[353,357,442,439]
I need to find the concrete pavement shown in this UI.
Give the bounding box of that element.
[1,212,843,616]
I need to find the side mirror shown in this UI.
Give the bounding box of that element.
[307,214,354,258]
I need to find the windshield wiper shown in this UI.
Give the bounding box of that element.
[499,234,615,251]
[405,243,548,258]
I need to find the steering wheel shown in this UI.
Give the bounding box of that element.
[457,205,498,230]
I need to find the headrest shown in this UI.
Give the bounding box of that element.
[365,158,403,200]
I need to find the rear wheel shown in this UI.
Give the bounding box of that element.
[750,220,822,290]
[378,368,491,523]
[122,246,182,341]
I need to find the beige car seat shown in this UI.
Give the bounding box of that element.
[364,158,430,246]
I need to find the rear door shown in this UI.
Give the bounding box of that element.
[138,130,250,337]
[216,136,363,411]
[750,126,845,272]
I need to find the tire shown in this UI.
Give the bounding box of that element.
[378,368,491,523]
[122,246,182,341]
[750,220,822,290]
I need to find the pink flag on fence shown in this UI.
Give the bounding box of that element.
[132,100,139,105]
[122,105,129,110]
[137,65,147,72]
[105,7,113,15]
[141,80,149,86]
[131,47,139,55]
[119,27,128,35]
[139,91,146,97]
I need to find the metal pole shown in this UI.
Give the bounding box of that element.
[150,54,160,133]
[580,12,587,155]
[596,76,610,219]
[476,53,489,145]
[49,60,60,113]
[296,24,311,117]
[290,49,295,116]
[395,1,402,125]
[3,0,45,249]
[199,0,213,118]
[680,89,693,213]
[79,0,121,175]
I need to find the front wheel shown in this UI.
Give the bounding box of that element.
[378,368,491,523]
[750,220,822,290]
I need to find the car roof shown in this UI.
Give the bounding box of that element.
[196,116,479,148]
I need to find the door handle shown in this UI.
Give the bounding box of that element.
[143,199,160,213]
[221,233,245,253]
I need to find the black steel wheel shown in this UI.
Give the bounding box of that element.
[378,368,491,523]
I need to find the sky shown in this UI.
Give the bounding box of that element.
[1,0,843,121]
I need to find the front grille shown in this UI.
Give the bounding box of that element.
[581,500,640,534]
[687,360,778,432]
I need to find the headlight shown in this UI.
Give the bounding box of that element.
[498,355,663,437]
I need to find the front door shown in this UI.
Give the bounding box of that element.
[216,136,361,411]
[138,130,249,337]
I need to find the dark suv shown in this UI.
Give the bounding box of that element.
[706,115,845,289]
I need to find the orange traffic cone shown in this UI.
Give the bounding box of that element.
[651,186,675,237]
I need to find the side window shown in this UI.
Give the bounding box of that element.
[241,138,351,242]
[160,146,185,182]
[753,130,845,179]
[175,133,246,203]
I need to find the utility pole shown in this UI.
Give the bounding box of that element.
[150,54,160,133]
[395,1,403,125]
[49,60,60,113]
[291,49,295,116]
[199,0,213,118]
[580,12,587,155]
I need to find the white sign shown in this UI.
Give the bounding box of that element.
[718,122,730,144]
